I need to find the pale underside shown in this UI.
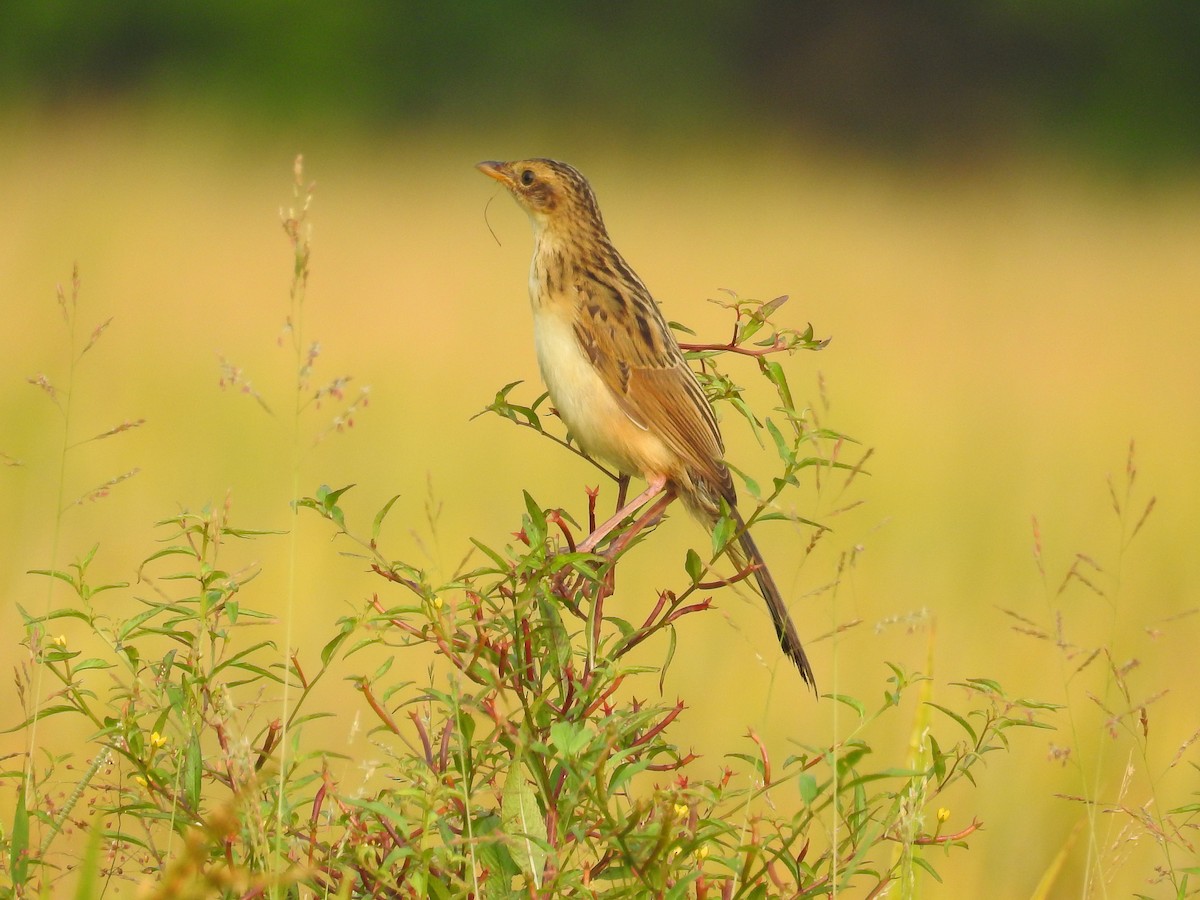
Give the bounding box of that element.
[528,239,733,514]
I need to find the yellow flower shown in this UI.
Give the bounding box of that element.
[674,803,689,818]
[937,807,950,823]
[150,731,168,749]
[52,635,67,648]
[134,776,147,787]
[431,595,444,610]
[695,845,710,861]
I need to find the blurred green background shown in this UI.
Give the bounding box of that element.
[3,3,1198,896]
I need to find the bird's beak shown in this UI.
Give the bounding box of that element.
[476,161,512,186]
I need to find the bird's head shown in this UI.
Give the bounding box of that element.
[476,158,605,235]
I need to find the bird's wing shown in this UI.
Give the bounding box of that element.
[573,274,733,501]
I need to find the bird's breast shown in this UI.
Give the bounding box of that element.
[531,303,673,480]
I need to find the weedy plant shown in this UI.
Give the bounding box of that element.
[3,158,1059,899]
[1007,445,1199,900]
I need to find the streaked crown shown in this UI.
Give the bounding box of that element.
[477,158,606,234]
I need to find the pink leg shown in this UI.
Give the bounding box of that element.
[578,474,669,553]
[602,486,676,557]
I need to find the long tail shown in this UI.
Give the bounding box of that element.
[729,510,817,691]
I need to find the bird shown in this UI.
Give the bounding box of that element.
[477,157,816,690]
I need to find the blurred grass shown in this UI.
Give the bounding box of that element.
[3,107,1198,896]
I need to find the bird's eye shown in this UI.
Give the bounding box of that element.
[520,169,535,186]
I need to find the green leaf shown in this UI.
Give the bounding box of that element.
[501,759,548,879]
[72,658,114,673]
[25,606,93,625]
[765,418,792,464]
[2,705,82,734]
[321,622,355,666]
[761,294,789,318]
[926,702,979,743]
[372,494,402,543]
[760,359,794,409]
[684,549,702,583]
[316,483,355,528]
[373,655,396,680]
[963,677,1003,695]
[668,319,697,336]
[660,626,677,694]
[930,734,947,781]
[549,721,590,757]
[536,594,571,671]
[912,856,944,882]
[184,731,203,810]
[470,538,509,571]
[118,604,177,641]
[10,780,29,886]
[739,470,760,499]
[711,513,736,556]
[798,773,819,804]
[26,568,77,589]
[344,797,412,828]
[510,403,541,429]
[828,693,867,719]
[474,813,522,898]
[139,546,196,567]
[609,758,652,794]
[522,491,547,543]
[73,813,105,900]
[738,315,765,343]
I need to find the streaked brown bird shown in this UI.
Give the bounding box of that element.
[477,157,815,690]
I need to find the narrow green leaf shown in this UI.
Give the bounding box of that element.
[72,658,114,673]
[684,549,702,583]
[760,359,795,409]
[761,294,789,317]
[372,494,402,542]
[668,319,696,336]
[10,780,29,886]
[930,734,946,781]
[963,677,1003,695]
[660,625,678,695]
[738,316,765,343]
[2,705,81,734]
[184,731,203,810]
[609,759,652,794]
[827,693,867,719]
[765,418,791,464]
[24,607,93,625]
[26,568,77,589]
[470,538,509,571]
[139,547,196,566]
[912,856,944,882]
[73,813,105,900]
[925,702,978,743]
[522,491,547,543]
[373,655,396,680]
[321,623,355,666]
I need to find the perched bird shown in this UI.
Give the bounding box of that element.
[478,158,815,690]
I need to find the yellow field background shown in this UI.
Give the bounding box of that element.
[3,109,1198,896]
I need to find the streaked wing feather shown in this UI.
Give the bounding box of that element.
[574,276,732,501]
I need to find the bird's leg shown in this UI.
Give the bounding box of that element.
[600,486,676,558]
[615,473,630,510]
[578,474,668,553]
